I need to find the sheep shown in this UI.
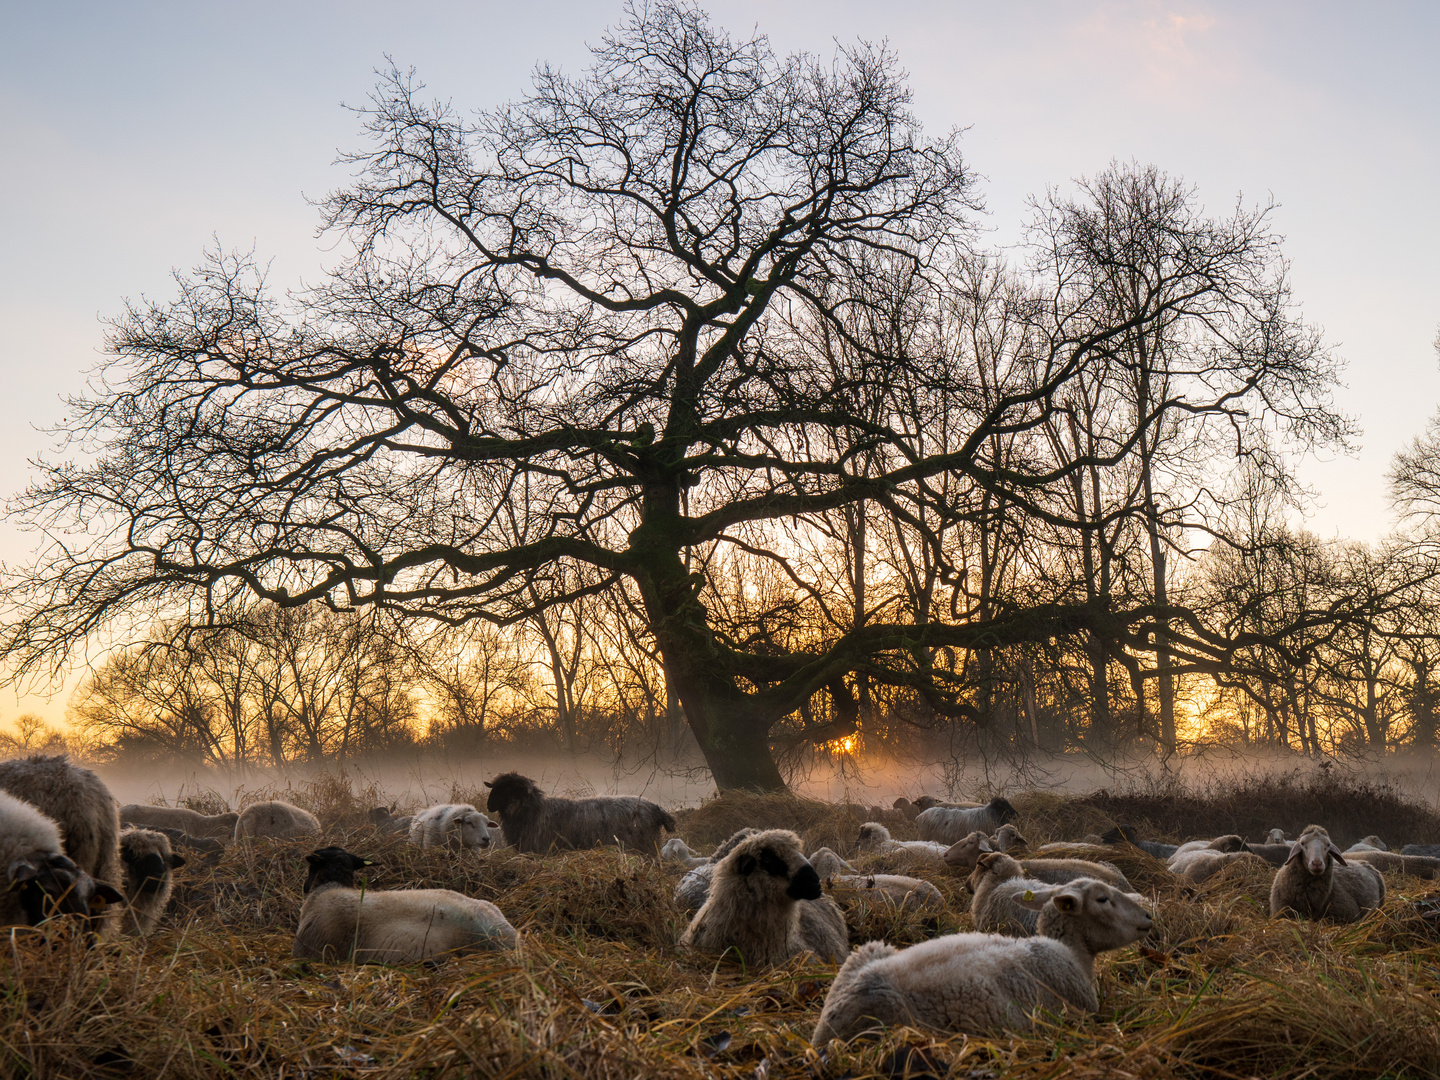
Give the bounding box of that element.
[1401,843,1440,858]
[234,800,322,842]
[408,804,498,851]
[808,847,856,878]
[827,872,944,913]
[941,830,994,873]
[1099,824,1178,859]
[1168,849,1268,884]
[120,804,238,841]
[967,852,1052,935]
[680,829,848,967]
[1169,834,1247,860]
[1265,828,1289,844]
[1345,835,1388,852]
[1244,843,1294,868]
[856,822,947,859]
[979,855,1132,893]
[990,823,1028,853]
[1342,850,1440,879]
[661,838,711,868]
[484,773,674,855]
[811,876,1153,1043]
[913,795,984,811]
[915,798,1019,845]
[673,828,759,912]
[118,827,186,935]
[0,789,125,931]
[368,806,416,835]
[292,846,518,963]
[1270,824,1386,922]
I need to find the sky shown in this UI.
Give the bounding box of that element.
[1,0,1437,725]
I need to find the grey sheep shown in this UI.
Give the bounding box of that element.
[1401,843,1440,858]
[1244,843,1294,868]
[0,754,123,931]
[673,828,759,912]
[915,798,1019,845]
[1168,848,1268,884]
[680,829,848,967]
[409,804,499,851]
[1270,824,1385,922]
[0,789,124,932]
[118,827,186,935]
[811,876,1152,1042]
[368,806,415,835]
[1169,834,1247,860]
[961,852,1132,893]
[807,847,856,878]
[235,800,322,842]
[484,772,674,855]
[293,847,517,963]
[1342,849,1440,879]
[120,804,238,840]
[990,823,1028,853]
[856,822,947,860]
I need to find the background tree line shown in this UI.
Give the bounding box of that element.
[5,3,1439,787]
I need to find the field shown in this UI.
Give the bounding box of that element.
[4,770,1440,1079]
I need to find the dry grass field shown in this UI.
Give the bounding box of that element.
[4,770,1440,1079]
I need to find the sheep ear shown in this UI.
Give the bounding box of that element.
[1328,844,1347,865]
[483,781,493,788]
[1284,844,1305,865]
[91,882,126,909]
[1051,891,1082,913]
[8,858,39,886]
[169,853,187,869]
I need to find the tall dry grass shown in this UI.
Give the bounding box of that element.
[2,770,1439,1077]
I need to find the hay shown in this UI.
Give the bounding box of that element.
[4,770,1440,1078]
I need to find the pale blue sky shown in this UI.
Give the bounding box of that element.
[1,1,1437,719]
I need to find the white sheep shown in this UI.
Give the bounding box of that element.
[120,804,238,841]
[807,847,856,879]
[661,838,711,868]
[1342,849,1440,879]
[118,827,186,935]
[1168,834,1247,860]
[990,823,1028,853]
[941,830,994,873]
[967,852,1052,935]
[914,798,1019,846]
[293,846,517,963]
[1344,835,1388,853]
[1270,824,1385,922]
[1168,848,1267,884]
[1264,828,1289,845]
[680,829,848,967]
[409,804,498,851]
[811,876,1152,1042]
[235,800,322,842]
[827,872,944,913]
[856,822,947,860]
[0,790,123,931]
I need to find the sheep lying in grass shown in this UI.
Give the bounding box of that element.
[484,773,675,855]
[953,843,1132,892]
[0,755,122,893]
[811,876,1153,1042]
[120,804,238,841]
[1345,835,1388,852]
[967,853,1051,935]
[661,838,710,868]
[680,829,848,967]
[673,828,759,912]
[0,790,124,932]
[1169,834,1247,860]
[915,798,1019,845]
[856,822,947,860]
[1270,824,1385,922]
[293,847,517,963]
[990,823,1028,853]
[812,847,942,913]
[1401,843,1440,858]
[1342,850,1440,879]
[118,827,186,935]
[1244,842,1294,867]
[1168,848,1268,884]
[369,807,415,835]
[1099,824,1177,859]
[235,800,321,842]
[408,804,498,851]
[808,848,855,878]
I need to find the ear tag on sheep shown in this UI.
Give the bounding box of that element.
[1022,889,1035,902]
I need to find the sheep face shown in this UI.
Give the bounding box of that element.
[8,853,124,927]
[992,823,1028,852]
[120,846,185,896]
[942,831,992,871]
[1265,828,1287,844]
[1019,878,1152,951]
[454,810,491,849]
[304,847,376,893]
[720,830,821,903]
[912,795,943,811]
[1288,827,1345,878]
[483,773,542,817]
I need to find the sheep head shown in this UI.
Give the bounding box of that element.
[483,773,542,817]
[1019,877,1153,953]
[856,822,890,850]
[304,847,376,893]
[988,796,1019,823]
[942,830,993,871]
[8,853,125,927]
[965,850,1024,893]
[721,829,821,902]
[1288,826,1345,877]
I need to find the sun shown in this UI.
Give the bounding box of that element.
[825,733,859,755]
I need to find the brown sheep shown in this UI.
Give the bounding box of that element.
[681,829,848,967]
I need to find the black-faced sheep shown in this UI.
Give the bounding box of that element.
[1099,824,1178,859]
[673,828,759,912]
[680,829,848,967]
[1270,824,1385,922]
[0,790,124,932]
[120,804,238,841]
[234,800,322,842]
[292,847,518,963]
[0,754,123,932]
[484,773,674,855]
[118,827,186,935]
[914,798,1019,845]
[408,804,498,851]
[811,876,1153,1042]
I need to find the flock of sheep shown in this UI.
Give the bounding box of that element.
[2,753,1435,1047]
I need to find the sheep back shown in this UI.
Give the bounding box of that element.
[1019,858,1132,892]
[293,887,518,963]
[485,773,674,854]
[235,800,321,842]
[120,804,237,840]
[915,798,1018,845]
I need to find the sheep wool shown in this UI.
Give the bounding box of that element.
[118,827,186,935]
[1270,824,1385,922]
[409,804,497,851]
[293,847,517,963]
[681,829,848,967]
[485,773,675,855]
[915,798,1019,846]
[0,789,124,930]
[120,804,238,840]
[672,829,760,912]
[811,877,1152,1042]
[235,800,322,842]
[967,853,1050,936]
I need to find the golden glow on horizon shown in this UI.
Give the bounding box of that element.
[825,733,859,756]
